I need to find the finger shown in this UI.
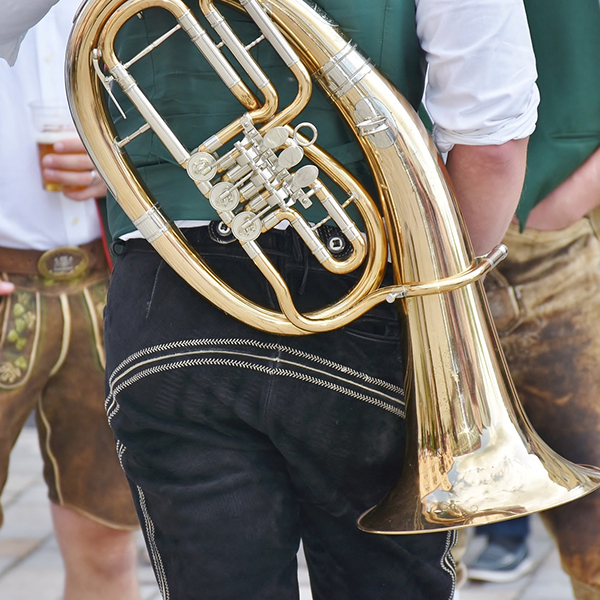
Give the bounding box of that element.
[63,182,108,201]
[42,152,94,172]
[51,137,86,154]
[42,167,97,188]
[0,281,15,296]
[43,167,107,200]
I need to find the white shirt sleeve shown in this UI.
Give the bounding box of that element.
[0,0,60,65]
[416,0,539,152]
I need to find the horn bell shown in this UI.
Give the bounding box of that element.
[358,278,600,534]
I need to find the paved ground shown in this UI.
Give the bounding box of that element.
[0,427,575,600]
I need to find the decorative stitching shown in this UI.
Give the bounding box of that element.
[115,440,127,471]
[106,355,405,424]
[108,338,405,395]
[137,485,170,600]
[82,285,106,369]
[0,295,9,347]
[441,529,458,600]
[107,347,404,405]
[49,294,71,377]
[145,261,163,320]
[37,393,64,505]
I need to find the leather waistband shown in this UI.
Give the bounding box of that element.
[0,239,107,280]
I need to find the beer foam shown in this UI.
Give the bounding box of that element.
[36,130,77,144]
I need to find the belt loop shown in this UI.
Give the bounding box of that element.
[111,239,128,256]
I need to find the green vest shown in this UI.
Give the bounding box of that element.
[107,0,424,239]
[517,0,600,226]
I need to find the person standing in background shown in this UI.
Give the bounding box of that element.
[90,1,538,598]
[0,2,141,599]
[465,516,533,583]
[478,1,600,598]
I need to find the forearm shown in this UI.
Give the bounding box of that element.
[445,138,530,255]
[525,146,600,230]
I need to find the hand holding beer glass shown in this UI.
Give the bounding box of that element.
[29,101,107,200]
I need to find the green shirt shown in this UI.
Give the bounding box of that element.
[107,0,424,239]
[517,0,600,226]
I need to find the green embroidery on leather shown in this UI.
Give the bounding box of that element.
[0,362,22,384]
[0,291,39,389]
[8,293,37,354]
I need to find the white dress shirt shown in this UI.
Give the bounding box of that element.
[0,0,538,155]
[416,0,539,152]
[0,0,101,251]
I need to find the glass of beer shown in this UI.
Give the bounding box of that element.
[29,101,82,192]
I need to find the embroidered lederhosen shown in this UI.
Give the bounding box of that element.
[0,240,138,529]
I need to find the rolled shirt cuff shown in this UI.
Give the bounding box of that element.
[432,85,540,153]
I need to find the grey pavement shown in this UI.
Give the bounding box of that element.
[0,427,574,600]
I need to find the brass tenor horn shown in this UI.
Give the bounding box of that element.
[66,0,600,533]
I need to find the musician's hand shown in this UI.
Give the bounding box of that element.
[524,147,600,231]
[41,138,107,201]
[524,194,584,231]
[0,281,15,296]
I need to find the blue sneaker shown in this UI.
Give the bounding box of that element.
[467,536,535,583]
